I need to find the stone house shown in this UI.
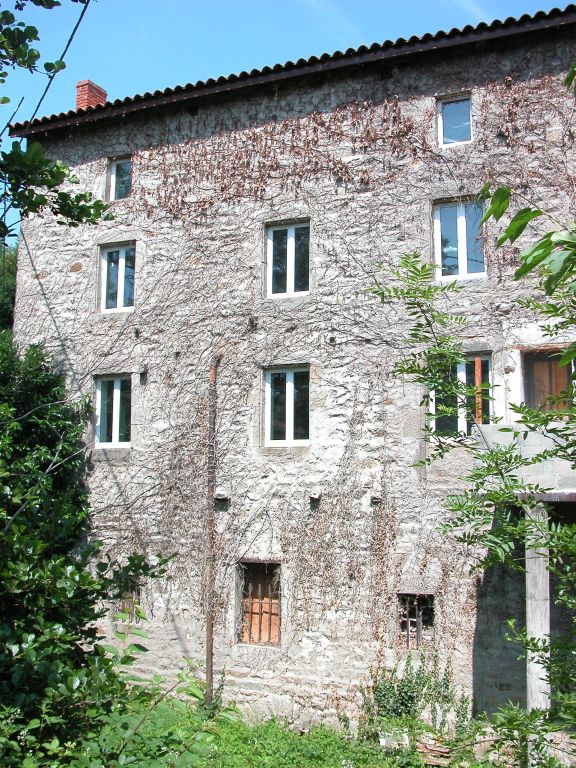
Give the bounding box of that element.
[10,6,576,722]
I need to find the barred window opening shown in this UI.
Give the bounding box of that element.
[239,562,281,645]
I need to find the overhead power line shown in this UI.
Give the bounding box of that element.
[27,0,93,125]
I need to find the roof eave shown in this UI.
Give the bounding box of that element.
[10,8,576,138]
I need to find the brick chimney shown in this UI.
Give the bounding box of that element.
[75,80,107,110]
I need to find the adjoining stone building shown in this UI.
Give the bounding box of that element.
[11,6,576,722]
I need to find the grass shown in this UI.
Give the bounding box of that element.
[206,718,422,768]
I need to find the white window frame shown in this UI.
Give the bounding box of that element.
[95,377,131,448]
[109,157,131,201]
[100,244,136,312]
[433,202,485,281]
[266,223,310,298]
[264,367,310,447]
[431,356,492,434]
[437,97,472,148]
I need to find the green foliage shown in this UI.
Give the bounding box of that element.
[0,241,16,328]
[378,247,576,766]
[0,332,168,766]
[0,666,239,767]
[0,1,111,241]
[0,139,112,240]
[371,253,489,456]
[490,704,564,768]
[476,75,576,762]
[378,62,576,755]
[210,718,398,768]
[360,653,470,741]
[566,62,576,91]
[0,1,84,89]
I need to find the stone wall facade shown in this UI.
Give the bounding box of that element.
[13,23,576,722]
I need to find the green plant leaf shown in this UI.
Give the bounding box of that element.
[497,207,542,246]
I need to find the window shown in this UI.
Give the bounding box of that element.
[264,368,309,445]
[109,157,132,200]
[524,352,572,412]
[433,201,484,279]
[398,594,434,649]
[100,245,135,311]
[438,97,471,146]
[116,577,141,623]
[267,223,310,297]
[239,562,280,645]
[434,355,491,436]
[95,377,131,446]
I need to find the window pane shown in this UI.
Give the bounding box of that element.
[435,405,458,435]
[271,229,288,294]
[465,202,484,273]
[270,372,286,440]
[438,206,458,276]
[105,250,119,309]
[118,379,131,442]
[114,160,132,200]
[293,370,309,440]
[441,99,471,144]
[481,358,490,424]
[123,248,135,307]
[294,226,310,292]
[99,380,114,443]
[435,365,458,435]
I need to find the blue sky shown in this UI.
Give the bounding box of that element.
[3,0,563,125]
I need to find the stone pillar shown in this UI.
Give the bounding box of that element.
[525,504,550,711]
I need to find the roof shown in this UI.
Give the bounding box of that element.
[10,4,576,138]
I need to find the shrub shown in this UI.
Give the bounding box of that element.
[360,653,471,740]
[0,333,165,766]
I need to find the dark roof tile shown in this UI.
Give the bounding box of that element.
[11,4,576,136]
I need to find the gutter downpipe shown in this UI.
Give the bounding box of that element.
[205,352,222,706]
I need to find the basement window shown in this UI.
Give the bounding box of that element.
[95,377,131,447]
[264,367,309,446]
[100,245,135,311]
[267,223,310,297]
[438,97,471,146]
[239,562,281,645]
[116,577,141,623]
[433,355,491,436]
[398,594,434,649]
[433,201,485,280]
[109,157,132,200]
[524,352,572,412]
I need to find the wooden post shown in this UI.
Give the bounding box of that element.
[405,597,410,649]
[416,605,423,649]
[268,582,273,644]
[474,356,483,424]
[257,580,263,643]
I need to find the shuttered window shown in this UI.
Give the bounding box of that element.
[524,353,572,411]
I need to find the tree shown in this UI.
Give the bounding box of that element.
[0,0,111,242]
[0,332,170,766]
[373,242,576,764]
[370,70,576,765]
[0,241,16,328]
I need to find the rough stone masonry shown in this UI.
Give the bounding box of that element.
[11,7,576,723]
